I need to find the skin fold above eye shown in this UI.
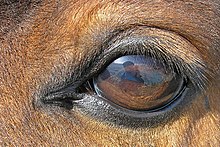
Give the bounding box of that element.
[0,0,220,146]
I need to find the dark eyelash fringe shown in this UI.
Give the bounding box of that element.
[140,43,209,92]
[81,36,210,94]
[103,40,209,92]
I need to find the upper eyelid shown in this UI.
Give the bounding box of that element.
[40,26,209,99]
[85,26,209,88]
[105,27,204,67]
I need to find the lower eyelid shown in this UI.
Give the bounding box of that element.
[73,85,192,128]
[76,76,190,115]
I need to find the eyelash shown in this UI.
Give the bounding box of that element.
[84,41,207,93]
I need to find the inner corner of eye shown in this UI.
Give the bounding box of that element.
[78,55,186,112]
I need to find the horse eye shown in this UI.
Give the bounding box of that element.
[93,55,185,111]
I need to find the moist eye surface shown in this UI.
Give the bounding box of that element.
[93,55,185,111]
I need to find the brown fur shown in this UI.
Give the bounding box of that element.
[0,0,220,146]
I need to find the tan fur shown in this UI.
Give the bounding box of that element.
[0,0,220,146]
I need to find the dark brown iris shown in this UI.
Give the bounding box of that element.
[93,55,184,111]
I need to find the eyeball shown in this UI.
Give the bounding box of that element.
[93,55,185,111]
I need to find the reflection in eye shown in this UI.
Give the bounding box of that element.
[93,55,185,111]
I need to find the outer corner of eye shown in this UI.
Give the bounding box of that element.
[92,55,187,116]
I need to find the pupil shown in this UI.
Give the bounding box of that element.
[93,55,183,111]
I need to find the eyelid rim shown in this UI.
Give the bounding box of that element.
[84,78,189,118]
